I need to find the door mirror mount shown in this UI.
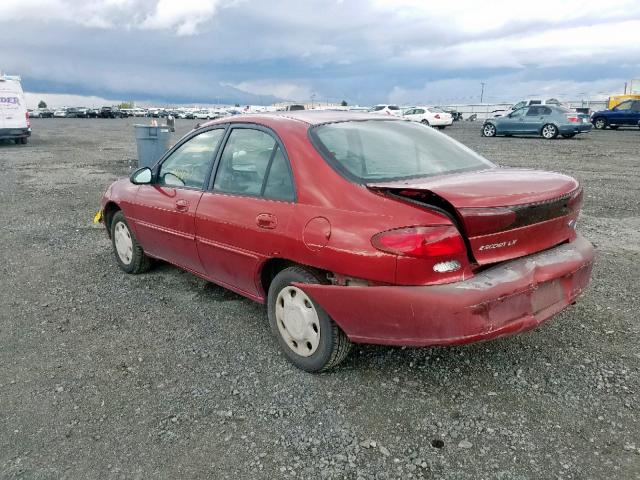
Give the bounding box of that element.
[130,167,153,185]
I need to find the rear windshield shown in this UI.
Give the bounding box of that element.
[310,120,495,182]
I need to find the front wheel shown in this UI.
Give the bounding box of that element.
[421,119,430,127]
[593,118,607,129]
[541,123,558,139]
[482,123,497,137]
[268,266,351,372]
[110,211,153,274]
[20,137,28,145]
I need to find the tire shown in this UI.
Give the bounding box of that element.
[436,126,445,130]
[561,133,576,139]
[482,123,497,137]
[421,119,430,127]
[110,210,153,274]
[593,118,607,129]
[267,266,351,372]
[541,123,558,139]
[20,137,28,145]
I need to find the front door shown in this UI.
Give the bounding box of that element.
[500,107,527,133]
[132,128,225,274]
[195,126,297,298]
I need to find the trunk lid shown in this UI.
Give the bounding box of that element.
[368,168,582,265]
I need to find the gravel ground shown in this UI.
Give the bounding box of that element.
[1,118,639,480]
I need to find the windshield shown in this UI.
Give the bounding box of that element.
[310,120,495,182]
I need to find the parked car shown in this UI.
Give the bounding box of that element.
[87,108,100,118]
[53,108,67,118]
[590,99,640,130]
[99,106,121,118]
[403,107,453,129]
[369,104,402,116]
[0,74,30,144]
[482,105,592,139]
[28,108,53,118]
[285,104,305,111]
[97,111,594,372]
[76,107,90,118]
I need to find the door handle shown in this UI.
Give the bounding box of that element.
[175,199,189,212]
[256,213,277,229]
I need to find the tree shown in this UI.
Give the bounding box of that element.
[38,100,47,109]
[235,103,240,108]
[340,100,348,107]
[118,101,134,109]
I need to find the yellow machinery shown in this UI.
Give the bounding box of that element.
[607,79,640,109]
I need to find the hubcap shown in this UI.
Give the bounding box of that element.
[595,119,605,129]
[275,286,320,357]
[542,125,555,138]
[114,221,133,265]
[484,125,495,136]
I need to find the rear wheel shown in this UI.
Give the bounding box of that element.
[561,133,576,139]
[267,266,351,372]
[541,123,558,139]
[593,118,607,129]
[482,123,497,137]
[20,137,28,145]
[110,211,153,274]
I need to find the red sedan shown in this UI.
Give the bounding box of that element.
[98,111,594,372]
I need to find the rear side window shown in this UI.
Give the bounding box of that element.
[388,105,400,110]
[214,128,295,201]
[263,147,295,201]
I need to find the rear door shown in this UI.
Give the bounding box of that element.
[132,128,225,273]
[522,106,549,133]
[0,79,25,130]
[195,125,296,298]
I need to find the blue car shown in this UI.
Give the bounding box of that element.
[590,99,640,130]
[482,105,592,139]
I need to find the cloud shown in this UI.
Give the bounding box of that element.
[0,0,639,104]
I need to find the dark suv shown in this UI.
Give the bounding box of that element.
[591,100,640,130]
[99,107,121,119]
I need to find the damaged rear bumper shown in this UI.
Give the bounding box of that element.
[297,235,595,347]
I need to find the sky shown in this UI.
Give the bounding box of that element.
[2,0,640,107]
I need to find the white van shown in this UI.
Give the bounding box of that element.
[0,74,30,144]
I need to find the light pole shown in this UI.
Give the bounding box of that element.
[480,82,485,103]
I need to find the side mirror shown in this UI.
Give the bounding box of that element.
[130,167,152,185]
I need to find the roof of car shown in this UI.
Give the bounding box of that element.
[202,110,399,128]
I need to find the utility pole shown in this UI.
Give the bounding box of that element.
[480,82,486,103]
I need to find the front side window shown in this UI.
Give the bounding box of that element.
[404,109,414,115]
[388,105,400,110]
[311,119,494,182]
[615,100,633,111]
[159,129,224,188]
[510,108,527,118]
[372,106,385,111]
[214,128,294,200]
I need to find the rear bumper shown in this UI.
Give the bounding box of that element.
[559,124,592,134]
[298,235,595,347]
[0,127,30,139]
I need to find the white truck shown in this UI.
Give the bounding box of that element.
[0,74,30,144]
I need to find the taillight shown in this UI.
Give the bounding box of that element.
[434,114,441,119]
[26,111,30,128]
[371,226,465,258]
[566,115,579,123]
[457,207,516,237]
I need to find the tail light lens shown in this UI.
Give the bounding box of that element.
[372,226,465,258]
[434,114,441,119]
[26,111,30,128]
[566,114,579,123]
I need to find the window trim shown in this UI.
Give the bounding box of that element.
[151,124,229,191]
[207,123,297,203]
